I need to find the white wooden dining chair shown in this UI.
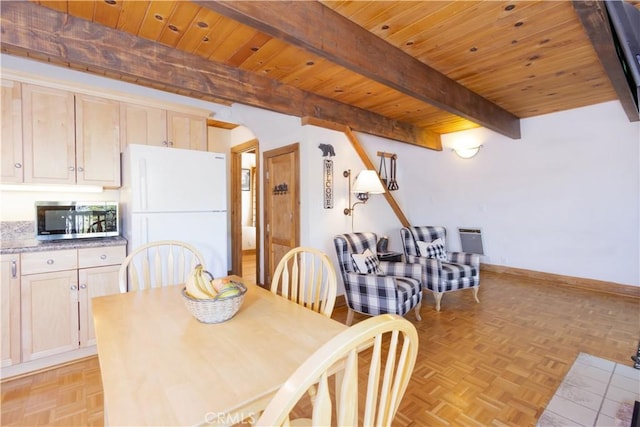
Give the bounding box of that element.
[270,246,338,318]
[255,314,419,426]
[118,240,205,292]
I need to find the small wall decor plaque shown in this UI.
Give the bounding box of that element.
[324,159,334,209]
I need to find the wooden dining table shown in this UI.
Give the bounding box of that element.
[92,276,347,426]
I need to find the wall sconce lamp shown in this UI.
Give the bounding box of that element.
[343,169,386,230]
[452,145,483,159]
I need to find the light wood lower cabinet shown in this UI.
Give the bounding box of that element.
[78,265,121,347]
[21,269,79,361]
[1,255,21,367]
[19,246,125,362]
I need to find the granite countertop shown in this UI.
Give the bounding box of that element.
[0,236,128,254]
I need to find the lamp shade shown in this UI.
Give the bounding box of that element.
[351,170,386,194]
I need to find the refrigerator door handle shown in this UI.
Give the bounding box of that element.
[143,216,149,245]
[139,159,148,211]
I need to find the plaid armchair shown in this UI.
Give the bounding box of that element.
[334,232,423,326]
[400,226,480,311]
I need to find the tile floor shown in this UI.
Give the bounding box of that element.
[537,353,640,427]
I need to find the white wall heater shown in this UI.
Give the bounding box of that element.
[458,228,484,255]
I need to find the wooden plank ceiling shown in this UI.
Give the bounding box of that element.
[1,0,638,150]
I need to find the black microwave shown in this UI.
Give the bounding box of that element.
[35,201,119,241]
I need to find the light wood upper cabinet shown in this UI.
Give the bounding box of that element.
[1,255,21,367]
[121,102,207,151]
[22,83,76,184]
[1,80,23,183]
[167,111,207,151]
[20,83,121,187]
[75,94,121,187]
[120,103,167,151]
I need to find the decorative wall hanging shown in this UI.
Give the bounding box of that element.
[377,152,398,191]
[318,143,335,157]
[273,183,288,195]
[378,154,388,187]
[388,154,399,190]
[324,159,334,209]
[318,143,335,209]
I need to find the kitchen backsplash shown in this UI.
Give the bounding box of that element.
[1,221,35,241]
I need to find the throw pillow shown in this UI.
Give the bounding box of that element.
[351,248,384,275]
[416,238,448,261]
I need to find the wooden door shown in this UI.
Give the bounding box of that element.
[78,265,121,347]
[263,143,300,286]
[75,94,121,187]
[21,270,79,361]
[1,255,21,367]
[1,79,23,183]
[120,102,167,151]
[22,84,76,184]
[167,111,207,151]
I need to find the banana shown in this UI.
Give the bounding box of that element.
[199,270,217,298]
[215,283,241,299]
[185,265,213,299]
[203,274,218,297]
[194,265,213,298]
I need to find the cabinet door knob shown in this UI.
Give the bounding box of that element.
[68,166,75,171]
[70,285,77,291]
[162,141,168,146]
[77,166,84,172]
[100,254,107,260]
[11,260,17,278]
[80,284,87,289]
[47,259,54,265]
[14,163,22,169]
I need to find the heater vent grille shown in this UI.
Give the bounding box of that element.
[459,228,484,255]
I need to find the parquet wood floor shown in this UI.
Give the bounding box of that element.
[1,271,638,426]
[242,252,257,284]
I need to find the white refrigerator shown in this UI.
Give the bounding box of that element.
[120,144,228,278]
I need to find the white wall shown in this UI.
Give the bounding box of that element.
[228,101,639,287]
[2,54,638,287]
[389,102,639,286]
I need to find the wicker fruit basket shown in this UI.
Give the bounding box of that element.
[181,281,247,324]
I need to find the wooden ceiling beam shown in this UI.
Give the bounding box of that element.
[196,0,521,139]
[572,0,639,122]
[0,1,441,150]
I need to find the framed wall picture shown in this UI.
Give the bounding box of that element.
[241,168,251,191]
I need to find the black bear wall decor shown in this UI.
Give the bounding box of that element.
[318,143,336,157]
